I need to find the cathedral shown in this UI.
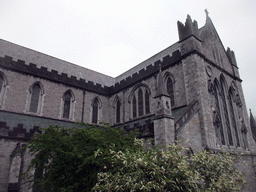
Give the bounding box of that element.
[0,12,256,191]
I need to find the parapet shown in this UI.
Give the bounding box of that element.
[0,56,109,95]
[109,50,182,94]
[0,121,41,140]
[0,49,182,96]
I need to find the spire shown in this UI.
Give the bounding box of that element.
[154,64,169,98]
[250,109,256,141]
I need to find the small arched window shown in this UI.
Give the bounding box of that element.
[138,89,143,116]
[167,77,174,106]
[132,95,137,118]
[92,98,99,123]
[145,90,150,114]
[116,99,121,123]
[63,91,72,119]
[29,83,42,113]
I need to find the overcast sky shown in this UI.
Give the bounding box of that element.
[0,0,256,115]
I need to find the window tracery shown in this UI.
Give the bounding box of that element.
[211,76,244,148]
[128,83,151,119]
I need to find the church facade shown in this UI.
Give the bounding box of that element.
[0,12,256,191]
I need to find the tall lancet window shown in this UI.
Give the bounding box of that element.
[220,78,233,146]
[132,95,137,118]
[166,77,174,106]
[29,83,42,113]
[138,88,143,116]
[145,90,150,114]
[92,98,99,123]
[116,99,121,123]
[62,90,74,119]
[213,82,225,145]
[228,90,240,147]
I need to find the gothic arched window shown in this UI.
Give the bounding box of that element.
[63,91,72,119]
[145,90,150,114]
[220,77,233,146]
[62,90,75,120]
[116,99,121,123]
[129,83,151,119]
[92,98,99,123]
[132,95,137,118]
[166,77,175,106]
[213,82,225,145]
[138,89,143,116]
[29,83,43,113]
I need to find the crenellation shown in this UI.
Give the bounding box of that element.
[177,14,200,42]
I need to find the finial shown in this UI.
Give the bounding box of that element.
[205,9,209,17]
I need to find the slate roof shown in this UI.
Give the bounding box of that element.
[0,39,115,86]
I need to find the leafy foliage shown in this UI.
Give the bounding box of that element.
[22,123,137,192]
[22,124,246,192]
[92,139,246,192]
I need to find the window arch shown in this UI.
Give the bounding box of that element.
[211,75,243,148]
[113,95,122,124]
[62,90,75,119]
[91,97,102,124]
[29,82,43,114]
[164,72,175,107]
[0,72,7,107]
[128,83,151,119]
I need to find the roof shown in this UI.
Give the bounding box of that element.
[0,39,181,87]
[0,39,115,86]
[115,42,180,83]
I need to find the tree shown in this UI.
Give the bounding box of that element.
[21,123,138,192]
[92,139,246,192]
